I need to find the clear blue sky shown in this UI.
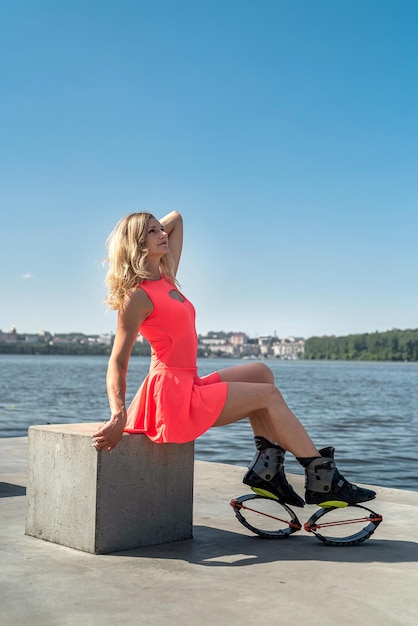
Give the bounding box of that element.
[1,0,417,338]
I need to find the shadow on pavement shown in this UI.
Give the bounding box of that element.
[111,524,418,565]
[0,482,26,498]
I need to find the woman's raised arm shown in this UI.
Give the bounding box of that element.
[160,211,183,275]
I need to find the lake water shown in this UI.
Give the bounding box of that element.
[0,355,417,492]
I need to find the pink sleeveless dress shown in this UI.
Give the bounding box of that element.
[124,278,228,443]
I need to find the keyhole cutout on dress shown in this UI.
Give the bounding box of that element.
[169,289,185,303]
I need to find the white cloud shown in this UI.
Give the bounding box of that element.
[21,273,34,280]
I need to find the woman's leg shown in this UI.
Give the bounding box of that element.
[214,362,310,506]
[214,362,376,506]
[217,362,275,441]
[216,362,319,458]
[217,361,310,448]
[217,362,275,385]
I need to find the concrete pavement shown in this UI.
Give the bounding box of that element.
[1,436,418,626]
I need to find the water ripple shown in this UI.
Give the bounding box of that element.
[0,355,417,491]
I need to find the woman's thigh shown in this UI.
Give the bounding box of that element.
[217,361,274,384]
[213,380,277,427]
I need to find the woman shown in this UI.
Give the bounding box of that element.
[93,211,375,508]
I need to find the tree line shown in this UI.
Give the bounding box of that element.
[304,328,418,361]
[0,342,151,357]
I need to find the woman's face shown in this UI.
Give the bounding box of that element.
[145,218,169,257]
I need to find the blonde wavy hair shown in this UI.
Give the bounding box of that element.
[104,212,176,310]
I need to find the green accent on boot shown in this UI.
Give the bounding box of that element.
[250,487,280,501]
[318,500,349,509]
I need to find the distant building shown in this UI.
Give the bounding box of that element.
[240,343,260,358]
[98,333,114,346]
[0,326,17,342]
[199,332,234,356]
[230,332,248,347]
[198,331,305,359]
[49,336,72,345]
[25,334,41,343]
[272,337,305,359]
[258,336,273,357]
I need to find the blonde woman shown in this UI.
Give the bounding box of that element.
[93,211,375,508]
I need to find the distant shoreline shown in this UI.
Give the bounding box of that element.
[1,343,417,362]
[0,343,144,357]
[1,326,417,361]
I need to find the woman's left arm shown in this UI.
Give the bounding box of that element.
[160,211,183,275]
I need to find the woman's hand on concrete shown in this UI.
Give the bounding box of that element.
[93,414,126,451]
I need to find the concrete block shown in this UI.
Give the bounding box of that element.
[25,423,194,553]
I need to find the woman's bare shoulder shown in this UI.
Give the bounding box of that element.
[121,285,154,320]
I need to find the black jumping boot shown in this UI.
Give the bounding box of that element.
[243,436,305,507]
[303,447,376,507]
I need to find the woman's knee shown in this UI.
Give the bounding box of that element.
[218,361,274,384]
[253,361,274,384]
